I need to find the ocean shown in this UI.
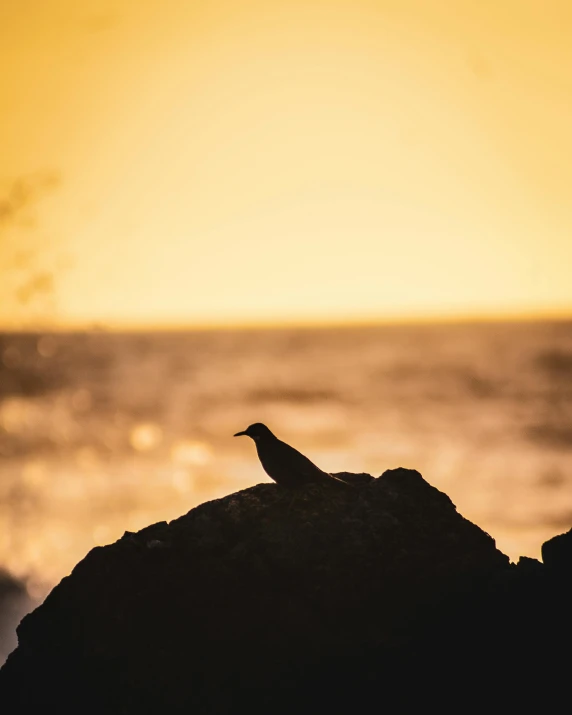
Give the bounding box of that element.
[1,320,572,659]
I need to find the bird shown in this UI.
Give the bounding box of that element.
[233,423,352,488]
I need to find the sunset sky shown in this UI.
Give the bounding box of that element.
[1,0,571,328]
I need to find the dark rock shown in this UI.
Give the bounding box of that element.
[515,555,543,572]
[0,570,34,666]
[0,468,570,713]
[542,527,572,571]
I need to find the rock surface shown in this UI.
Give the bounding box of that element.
[0,468,570,713]
[0,570,34,666]
[542,526,572,573]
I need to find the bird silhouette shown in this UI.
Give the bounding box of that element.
[234,423,351,488]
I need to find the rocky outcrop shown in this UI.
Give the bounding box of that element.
[0,571,33,666]
[542,527,572,572]
[0,469,570,713]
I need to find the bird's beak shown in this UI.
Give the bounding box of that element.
[234,431,247,437]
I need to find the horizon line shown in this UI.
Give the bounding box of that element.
[1,308,572,333]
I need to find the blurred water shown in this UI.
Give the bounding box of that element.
[1,321,572,657]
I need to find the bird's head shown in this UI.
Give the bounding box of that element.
[233,423,274,442]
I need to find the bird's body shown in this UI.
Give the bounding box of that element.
[234,423,351,488]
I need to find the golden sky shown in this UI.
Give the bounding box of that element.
[1,0,571,327]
